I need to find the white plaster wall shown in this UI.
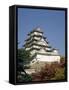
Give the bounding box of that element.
[35,32,42,36]
[41,38,48,45]
[39,48,46,53]
[46,48,51,50]
[36,54,60,62]
[25,69,36,74]
[53,50,59,54]
[34,37,40,40]
[37,38,48,46]
[30,50,37,55]
[31,45,40,49]
[31,32,42,36]
[26,47,30,50]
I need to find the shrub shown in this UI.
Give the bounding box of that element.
[31,63,56,81]
[31,62,65,81]
[54,67,65,80]
[17,73,32,82]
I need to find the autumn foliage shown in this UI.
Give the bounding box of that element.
[31,58,65,81]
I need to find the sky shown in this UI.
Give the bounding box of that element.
[18,8,65,56]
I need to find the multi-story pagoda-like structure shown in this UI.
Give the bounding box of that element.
[24,27,60,65]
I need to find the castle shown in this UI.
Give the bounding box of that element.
[24,27,60,66]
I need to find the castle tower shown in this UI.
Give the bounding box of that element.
[23,27,60,64]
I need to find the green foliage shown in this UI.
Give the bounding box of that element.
[17,48,31,75]
[18,48,31,65]
[21,74,32,82]
[17,74,32,82]
[60,56,65,61]
[17,48,32,82]
[54,67,65,80]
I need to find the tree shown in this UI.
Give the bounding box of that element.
[31,62,65,81]
[18,48,31,65]
[31,64,56,81]
[54,67,65,80]
[16,48,32,82]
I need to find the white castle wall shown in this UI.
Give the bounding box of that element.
[30,50,37,56]
[31,54,60,63]
[31,32,43,36]
[37,38,48,46]
[36,54,60,63]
